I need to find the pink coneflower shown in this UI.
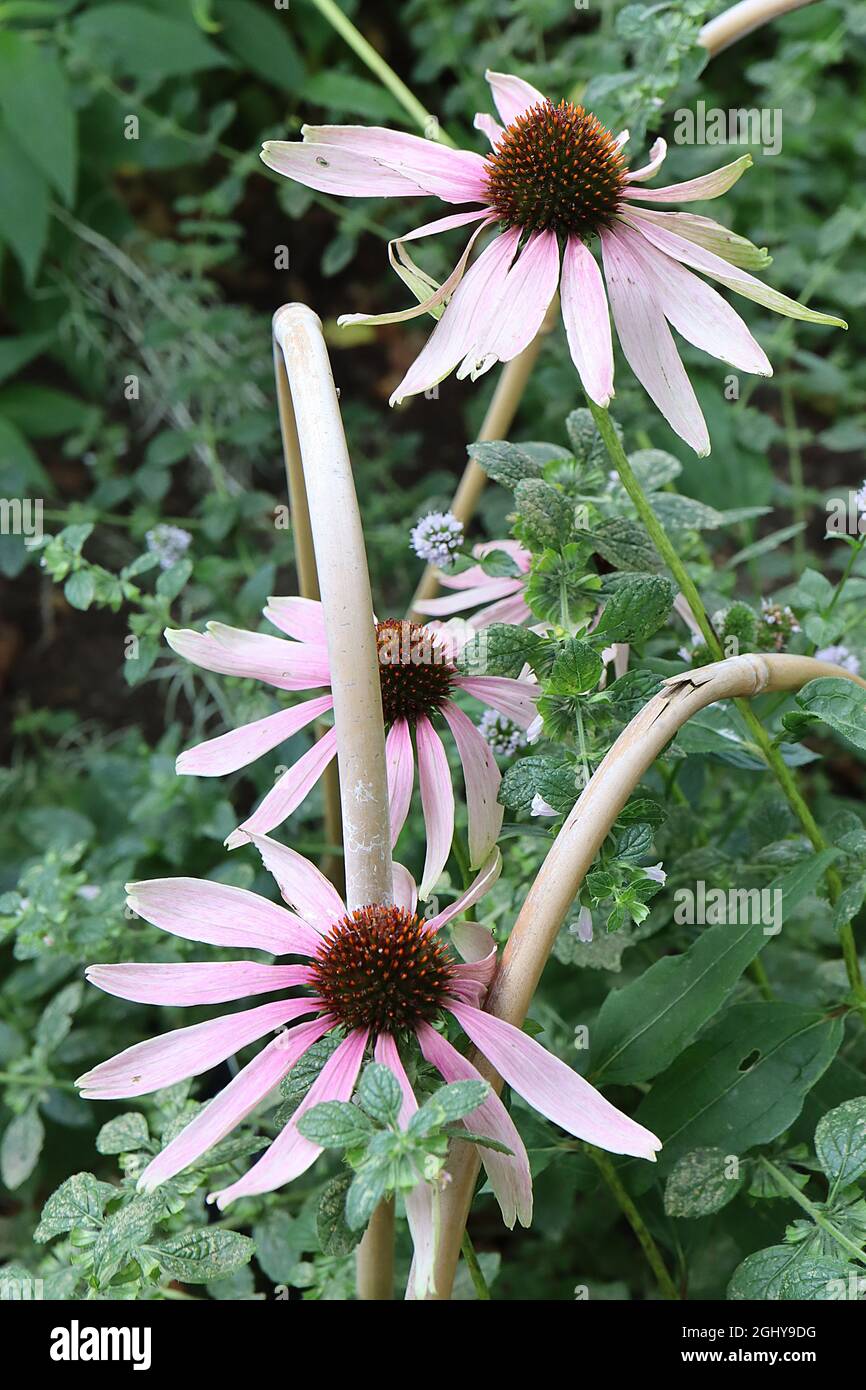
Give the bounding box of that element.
[166,600,537,896]
[415,538,532,628]
[77,839,660,1294]
[261,69,844,456]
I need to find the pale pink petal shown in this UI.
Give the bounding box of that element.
[625,207,771,270]
[386,717,414,847]
[261,139,430,197]
[561,236,615,407]
[416,1021,532,1228]
[264,596,327,644]
[165,625,331,692]
[389,230,519,405]
[300,125,490,203]
[450,919,496,976]
[455,675,538,728]
[470,591,532,628]
[448,1003,662,1161]
[177,695,334,777]
[485,69,547,125]
[425,848,501,933]
[413,577,520,617]
[622,153,752,203]
[138,1017,334,1192]
[211,1028,368,1206]
[614,221,771,375]
[76,997,322,1100]
[125,878,321,956]
[458,230,559,378]
[226,726,338,848]
[600,226,710,457]
[374,1034,437,1299]
[245,832,346,929]
[339,211,495,329]
[441,702,504,866]
[624,137,667,183]
[416,714,455,900]
[392,863,418,915]
[473,111,504,147]
[618,212,846,328]
[85,961,313,1006]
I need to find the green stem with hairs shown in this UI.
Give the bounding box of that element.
[587,400,866,1007]
[759,1159,866,1266]
[307,0,455,144]
[584,1145,680,1299]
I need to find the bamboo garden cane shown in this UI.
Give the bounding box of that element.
[423,653,866,1299]
[272,304,395,1299]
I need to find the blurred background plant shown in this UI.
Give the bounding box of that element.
[1,0,865,1300]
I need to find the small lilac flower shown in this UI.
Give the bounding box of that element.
[478,708,527,757]
[530,793,557,818]
[570,906,594,943]
[643,862,667,886]
[146,524,192,571]
[410,511,464,567]
[815,644,861,676]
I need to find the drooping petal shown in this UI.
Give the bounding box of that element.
[413,577,521,617]
[561,236,615,407]
[621,153,752,204]
[211,1027,368,1206]
[85,961,313,1007]
[125,878,321,956]
[374,1034,437,1300]
[624,137,667,183]
[415,714,455,900]
[454,675,538,728]
[473,111,504,147]
[392,862,418,915]
[440,702,504,866]
[338,211,495,329]
[245,832,346,929]
[624,207,771,270]
[485,69,547,125]
[425,848,501,933]
[300,125,490,203]
[226,726,339,849]
[138,1017,334,1193]
[386,717,414,847]
[448,1003,662,1161]
[76,997,322,1100]
[416,1021,532,1228]
[389,229,519,405]
[600,225,710,457]
[176,695,334,777]
[264,596,327,645]
[619,212,847,329]
[165,624,331,692]
[261,139,433,197]
[613,221,772,375]
[470,590,533,628]
[457,229,559,379]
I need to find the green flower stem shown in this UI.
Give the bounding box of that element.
[587,400,866,1007]
[460,1231,492,1299]
[759,1158,866,1265]
[308,0,455,144]
[584,1145,680,1299]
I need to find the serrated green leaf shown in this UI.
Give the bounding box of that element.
[297,1100,373,1149]
[96,1112,150,1156]
[35,1173,117,1241]
[814,1098,866,1190]
[317,1173,363,1255]
[1,1106,44,1190]
[147,1229,255,1284]
[595,575,674,644]
[356,1063,403,1127]
[471,439,544,489]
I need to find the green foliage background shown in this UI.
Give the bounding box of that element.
[1,0,866,1301]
